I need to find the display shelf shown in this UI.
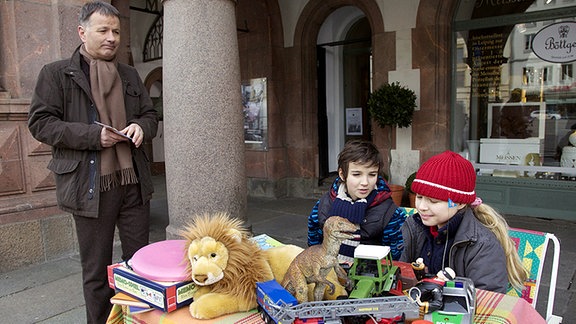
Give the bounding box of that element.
[473,163,576,174]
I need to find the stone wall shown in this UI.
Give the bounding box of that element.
[0,0,127,273]
[0,99,77,273]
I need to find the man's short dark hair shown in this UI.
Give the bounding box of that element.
[79,1,120,26]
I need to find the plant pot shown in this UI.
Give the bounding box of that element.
[388,184,405,207]
[408,192,416,208]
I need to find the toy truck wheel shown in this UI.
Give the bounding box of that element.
[262,312,274,324]
[391,268,400,290]
[343,315,369,324]
[258,306,274,324]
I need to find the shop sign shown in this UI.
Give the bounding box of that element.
[479,138,542,165]
[532,22,576,63]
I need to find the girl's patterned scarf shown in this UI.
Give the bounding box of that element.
[80,45,137,191]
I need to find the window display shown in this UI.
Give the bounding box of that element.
[453,0,576,180]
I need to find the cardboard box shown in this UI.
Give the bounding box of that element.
[107,263,196,312]
[251,233,284,250]
[479,138,543,165]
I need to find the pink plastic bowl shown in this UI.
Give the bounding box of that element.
[130,239,189,282]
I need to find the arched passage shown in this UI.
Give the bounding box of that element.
[292,0,386,180]
[143,67,164,174]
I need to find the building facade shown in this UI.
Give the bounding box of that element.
[1,0,575,272]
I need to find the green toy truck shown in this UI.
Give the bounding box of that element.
[347,244,403,299]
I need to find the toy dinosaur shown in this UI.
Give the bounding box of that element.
[281,216,359,302]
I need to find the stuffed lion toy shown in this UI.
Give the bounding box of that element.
[181,212,347,319]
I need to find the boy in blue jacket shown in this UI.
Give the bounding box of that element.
[307,140,406,263]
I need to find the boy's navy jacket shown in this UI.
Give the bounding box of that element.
[307,176,406,260]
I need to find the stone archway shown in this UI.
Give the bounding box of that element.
[144,67,162,94]
[144,66,164,174]
[290,0,388,179]
[144,67,163,118]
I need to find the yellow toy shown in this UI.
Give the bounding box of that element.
[181,212,347,319]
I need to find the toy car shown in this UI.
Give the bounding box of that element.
[256,279,419,324]
[530,110,562,119]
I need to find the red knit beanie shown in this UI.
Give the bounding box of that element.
[411,151,477,204]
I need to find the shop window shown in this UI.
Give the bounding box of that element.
[561,64,573,82]
[524,34,535,52]
[523,67,536,85]
[453,1,576,180]
[543,66,553,84]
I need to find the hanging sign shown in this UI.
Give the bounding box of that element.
[531,22,576,63]
[345,107,363,135]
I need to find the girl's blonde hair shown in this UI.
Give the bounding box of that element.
[472,203,529,291]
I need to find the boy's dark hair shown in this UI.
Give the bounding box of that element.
[79,1,120,26]
[337,140,383,180]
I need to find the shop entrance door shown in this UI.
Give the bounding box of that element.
[316,16,372,181]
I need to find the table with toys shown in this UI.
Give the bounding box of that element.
[108,270,545,324]
[106,235,546,324]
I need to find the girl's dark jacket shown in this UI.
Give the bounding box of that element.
[307,176,406,260]
[399,207,509,293]
[28,46,159,218]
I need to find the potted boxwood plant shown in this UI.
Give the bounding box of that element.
[368,81,417,194]
[382,172,403,206]
[368,81,416,129]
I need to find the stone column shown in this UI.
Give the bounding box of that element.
[162,0,246,238]
[0,1,19,97]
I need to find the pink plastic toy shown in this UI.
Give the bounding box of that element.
[130,240,189,282]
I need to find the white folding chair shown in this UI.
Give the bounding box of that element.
[507,227,562,324]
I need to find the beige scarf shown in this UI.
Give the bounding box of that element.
[80,45,137,191]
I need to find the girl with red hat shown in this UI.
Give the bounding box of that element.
[399,151,528,293]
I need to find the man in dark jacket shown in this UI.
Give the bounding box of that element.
[28,2,158,323]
